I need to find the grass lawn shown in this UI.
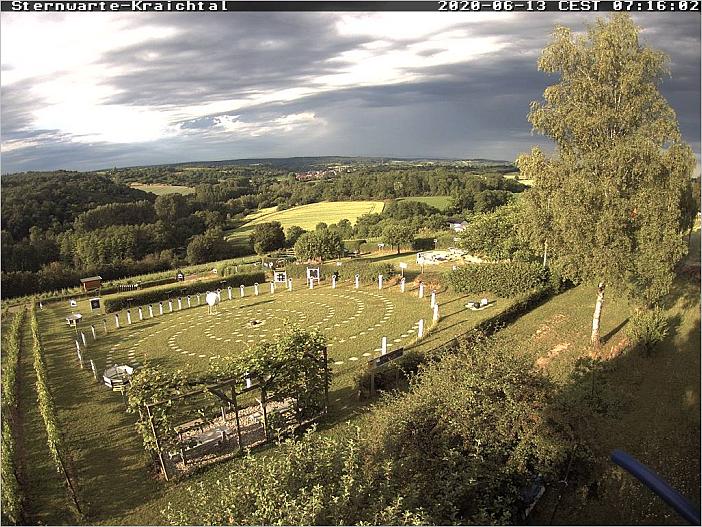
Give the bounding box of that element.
[225,201,385,245]
[397,195,452,211]
[499,272,700,524]
[23,273,518,524]
[128,183,195,195]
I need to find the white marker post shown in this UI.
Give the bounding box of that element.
[126,310,132,325]
[419,283,425,299]
[378,274,383,289]
[159,302,164,315]
[114,313,120,328]
[355,274,360,289]
[90,359,98,381]
[168,300,173,313]
[430,291,436,308]
[332,275,337,289]
[178,298,182,310]
[254,283,259,295]
[270,282,275,294]
[400,277,406,293]
[381,336,388,355]
[418,319,424,339]
[433,303,440,323]
[81,332,87,347]
[187,296,191,308]
[240,285,245,297]
[91,325,96,340]
[197,294,201,306]
[138,307,144,320]
[228,286,233,300]
[77,347,84,369]
[309,278,314,289]
[149,305,154,318]
[288,278,293,291]
[103,319,108,334]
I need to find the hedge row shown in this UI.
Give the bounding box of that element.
[30,306,82,517]
[103,271,266,312]
[444,262,548,297]
[1,311,25,524]
[284,262,396,284]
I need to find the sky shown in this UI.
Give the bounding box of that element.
[1,10,700,173]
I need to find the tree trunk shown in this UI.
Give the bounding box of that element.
[591,282,605,349]
[542,240,548,268]
[397,245,400,255]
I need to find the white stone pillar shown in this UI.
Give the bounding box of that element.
[138,307,144,320]
[419,283,425,299]
[159,302,164,315]
[240,285,245,297]
[381,336,388,355]
[149,305,154,318]
[114,313,120,328]
[418,319,424,339]
[400,277,406,293]
[187,296,191,308]
[254,283,259,296]
[378,274,383,289]
[430,291,436,308]
[91,325,96,340]
[126,310,132,325]
[90,359,98,381]
[433,303,439,323]
[332,275,337,288]
[168,300,173,313]
[355,275,360,289]
[288,278,293,291]
[81,331,87,347]
[228,286,233,300]
[309,278,314,289]
[270,282,275,294]
[178,298,182,310]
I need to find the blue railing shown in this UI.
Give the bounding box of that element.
[611,449,700,525]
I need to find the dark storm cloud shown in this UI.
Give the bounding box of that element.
[1,12,699,173]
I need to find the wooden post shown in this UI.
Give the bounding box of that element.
[261,388,269,442]
[232,387,242,451]
[323,346,329,414]
[370,368,376,397]
[145,404,169,481]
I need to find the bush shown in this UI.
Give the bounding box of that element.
[103,271,266,312]
[283,262,395,284]
[445,262,548,297]
[626,307,669,354]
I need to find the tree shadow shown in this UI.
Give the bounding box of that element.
[602,318,629,345]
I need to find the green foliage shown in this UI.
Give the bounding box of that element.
[381,222,416,254]
[294,229,344,262]
[445,262,548,297]
[128,325,330,453]
[103,271,265,312]
[1,311,25,524]
[626,307,669,354]
[164,335,576,525]
[73,201,155,232]
[285,225,306,247]
[458,200,534,261]
[517,14,696,306]
[249,221,285,255]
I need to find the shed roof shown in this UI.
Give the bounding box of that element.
[80,276,103,283]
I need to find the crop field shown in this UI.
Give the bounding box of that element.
[226,201,385,244]
[397,195,452,210]
[128,183,196,195]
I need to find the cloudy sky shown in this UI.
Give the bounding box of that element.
[1,10,699,173]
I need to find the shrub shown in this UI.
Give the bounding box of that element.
[626,307,669,354]
[445,262,548,297]
[103,271,265,312]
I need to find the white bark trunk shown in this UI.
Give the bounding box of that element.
[591,282,605,348]
[542,241,548,268]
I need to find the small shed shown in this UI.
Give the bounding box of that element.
[80,276,102,292]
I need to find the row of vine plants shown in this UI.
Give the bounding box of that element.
[1,310,25,524]
[29,305,83,519]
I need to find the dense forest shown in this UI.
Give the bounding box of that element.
[1,160,524,298]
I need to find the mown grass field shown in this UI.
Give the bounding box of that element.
[15,269,516,524]
[225,201,385,245]
[128,183,195,195]
[397,195,452,210]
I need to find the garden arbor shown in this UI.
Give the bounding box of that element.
[128,326,330,479]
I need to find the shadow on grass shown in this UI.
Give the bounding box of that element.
[602,317,629,344]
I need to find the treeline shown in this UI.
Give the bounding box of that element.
[1,167,524,299]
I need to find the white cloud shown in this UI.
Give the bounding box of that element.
[213,112,322,137]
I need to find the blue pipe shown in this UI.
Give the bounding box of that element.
[611,449,700,525]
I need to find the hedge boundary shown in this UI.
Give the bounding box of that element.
[103,271,266,312]
[1,311,25,524]
[444,262,549,297]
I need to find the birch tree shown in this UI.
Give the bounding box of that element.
[517,14,696,348]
